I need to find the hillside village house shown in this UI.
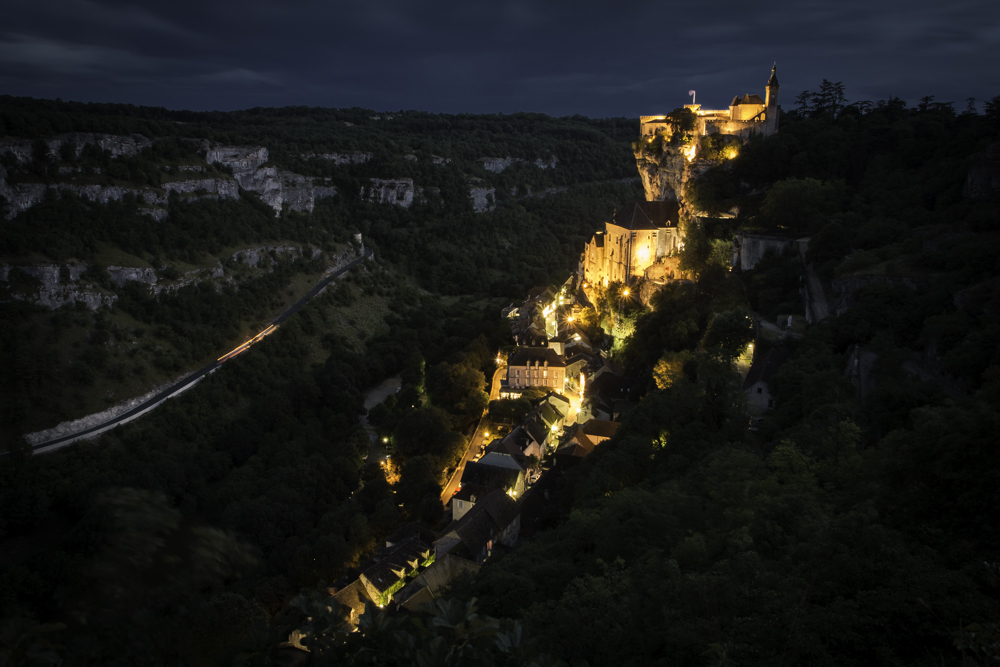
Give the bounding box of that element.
[743,346,790,414]
[506,347,566,391]
[582,201,682,286]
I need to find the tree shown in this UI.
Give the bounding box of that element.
[702,308,755,360]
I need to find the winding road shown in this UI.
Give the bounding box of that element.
[14,248,373,457]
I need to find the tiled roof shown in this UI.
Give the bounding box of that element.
[610,201,680,231]
[581,419,620,440]
[460,461,520,491]
[383,524,436,550]
[360,536,431,593]
[447,490,518,556]
[509,347,566,368]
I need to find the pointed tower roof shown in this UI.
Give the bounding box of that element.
[768,64,779,88]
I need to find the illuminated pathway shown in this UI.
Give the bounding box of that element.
[438,364,506,505]
[18,248,373,457]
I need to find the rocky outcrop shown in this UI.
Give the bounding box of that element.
[469,186,495,213]
[479,156,558,173]
[230,244,320,268]
[731,233,796,271]
[203,144,337,213]
[107,266,158,288]
[163,178,240,199]
[140,208,169,221]
[0,133,152,164]
[301,152,372,165]
[0,264,114,310]
[361,178,414,207]
[964,143,1000,199]
[0,174,241,219]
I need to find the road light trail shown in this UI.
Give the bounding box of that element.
[12,248,372,457]
[217,324,279,362]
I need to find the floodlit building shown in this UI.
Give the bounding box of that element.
[582,201,682,286]
[640,65,781,141]
[506,347,567,391]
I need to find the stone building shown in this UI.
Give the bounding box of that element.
[640,65,780,141]
[506,347,567,391]
[581,200,681,286]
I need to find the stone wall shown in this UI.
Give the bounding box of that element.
[731,233,795,271]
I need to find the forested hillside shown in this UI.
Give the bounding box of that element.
[459,92,1000,665]
[0,95,640,439]
[0,96,640,664]
[3,89,1000,666]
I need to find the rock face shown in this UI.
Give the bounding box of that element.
[301,152,372,165]
[0,172,241,219]
[361,178,414,207]
[634,144,716,206]
[230,244,320,268]
[479,156,558,173]
[964,143,1000,199]
[469,186,496,212]
[731,233,796,271]
[0,133,153,164]
[0,243,324,311]
[203,144,337,213]
[0,264,115,310]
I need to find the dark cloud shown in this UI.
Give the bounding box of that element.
[1,0,997,115]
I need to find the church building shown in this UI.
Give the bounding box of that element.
[581,200,681,286]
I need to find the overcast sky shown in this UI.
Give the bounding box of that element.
[1,0,998,117]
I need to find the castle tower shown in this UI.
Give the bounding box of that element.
[765,64,780,135]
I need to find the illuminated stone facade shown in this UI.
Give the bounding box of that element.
[640,65,780,142]
[581,201,681,286]
[507,347,566,390]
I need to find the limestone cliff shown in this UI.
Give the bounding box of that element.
[0,133,152,164]
[0,168,240,220]
[361,178,414,207]
[469,186,496,213]
[202,144,337,213]
[0,244,325,312]
[480,156,557,173]
[964,143,1000,199]
[301,152,372,165]
[634,143,715,209]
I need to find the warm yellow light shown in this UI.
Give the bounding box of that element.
[567,316,574,322]
[623,288,630,297]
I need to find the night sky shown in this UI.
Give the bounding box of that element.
[2,0,998,117]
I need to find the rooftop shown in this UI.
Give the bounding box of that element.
[609,201,680,231]
[509,347,567,368]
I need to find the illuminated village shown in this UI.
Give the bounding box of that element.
[322,66,784,618]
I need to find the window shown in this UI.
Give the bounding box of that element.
[767,399,774,408]
[757,387,762,394]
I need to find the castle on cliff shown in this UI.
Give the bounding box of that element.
[640,65,780,141]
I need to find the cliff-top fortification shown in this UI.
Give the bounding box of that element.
[635,65,780,204]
